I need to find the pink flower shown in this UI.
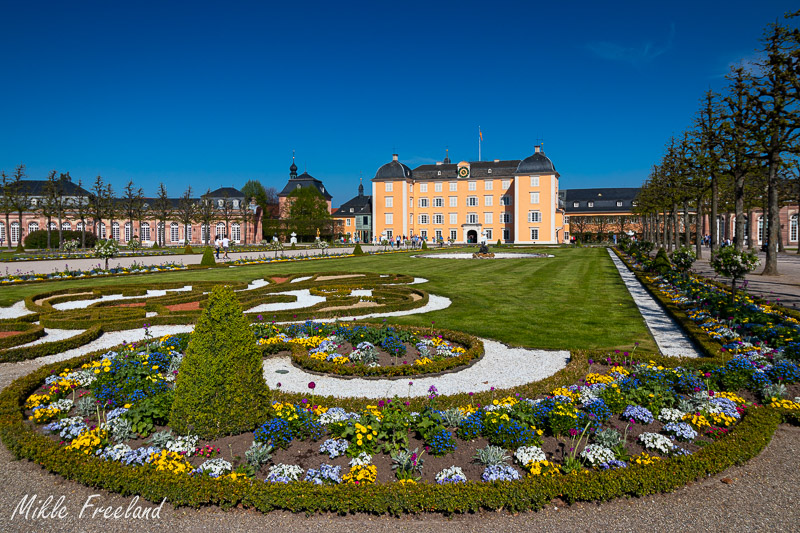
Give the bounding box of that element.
[308,382,316,390]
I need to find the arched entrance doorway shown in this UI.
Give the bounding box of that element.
[467,230,478,243]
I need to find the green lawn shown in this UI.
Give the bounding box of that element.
[0,247,655,352]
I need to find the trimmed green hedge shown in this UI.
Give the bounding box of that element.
[285,323,483,378]
[0,325,103,363]
[0,346,790,514]
[0,322,45,350]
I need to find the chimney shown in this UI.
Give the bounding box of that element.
[534,146,540,153]
[493,159,500,163]
[392,154,398,161]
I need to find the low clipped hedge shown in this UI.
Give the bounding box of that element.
[0,346,791,514]
[0,325,103,363]
[285,323,483,378]
[0,322,45,350]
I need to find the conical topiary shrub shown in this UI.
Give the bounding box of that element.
[184,244,194,254]
[200,246,216,266]
[353,243,364,255]
[421,240,428,250]
[169,285,270,439]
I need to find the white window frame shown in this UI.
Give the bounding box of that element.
[449,182,458,191]
[500,196,512,206]
[503,228,510,241]
[231,223,241,241]
[433,197,444,207]
[501,180,510,189]
[420,183,428,193]
[484,212,493,224]
[385,182,393,192]
[449,196,458,207]
[485,229,493,240]
[484,195,493,206]
[434,182,443,192]
[501,212,512,223]
[531,228,539,240]
[791,215,798,242]
[467,196,478,207]
[433,214,444,225]
[467,213,478,224]
[419,214,429,224]
[530,176,539,187]
[450,229,458,240]
[385,196,393,208]
[385,213,393,225]
[141,222,151,241]
[435,229,443,240]
[530,192,539,204]
[419,198,429,208]
[528,211,542,223]
[449,213,458,224]
[573,202,579,208]
[170,222,180,242]
[468,181,477,191]
[485,180,493,190]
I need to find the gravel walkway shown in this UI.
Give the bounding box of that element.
[608,249,701,357]
[12,328,85,348]
[262,338,570,398]
[0,421,795,532]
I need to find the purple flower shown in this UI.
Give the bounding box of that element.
[308,382,316,390]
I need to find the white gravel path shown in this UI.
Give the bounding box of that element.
[608,249,701,357]
[236,278,269,291]
[290,276,312,283]
[262,339,570,398]
[245,290,327,313]
[0,300,35,319]
[52,285,193,310]
[11,328,85,349]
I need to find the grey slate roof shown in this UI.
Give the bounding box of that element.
[333,194,372,217]
[564,188,641,214]
[205,187,244,198]
[1,179,91,197]
[517,151,556,174]
[278,172,333,200]
[412,160,520,180]
[374,158,412,181]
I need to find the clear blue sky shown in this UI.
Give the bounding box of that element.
[0,0,796,205]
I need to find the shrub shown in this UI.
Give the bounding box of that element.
[184,245,194,254]
[496,239,502,247]
[421,240,428,250]
[93,239,119,269]
[652,248,672,275]
[200,247,216,266]
[24,230,97,249]
[353,243,364,255]
[169,285,270,438]
[710,247,760,295]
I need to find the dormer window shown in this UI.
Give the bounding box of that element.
[321,187,325,193]
[350,208,354,212]
[488,169,492,174]
[573,202,579,208]
[616,201,623,207]
[218,200,224,207]
[588,201,594,208]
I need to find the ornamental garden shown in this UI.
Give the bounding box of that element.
[0,245,798,514]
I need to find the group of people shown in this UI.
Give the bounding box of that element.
[214,235,230,259]
[374,234,439,249]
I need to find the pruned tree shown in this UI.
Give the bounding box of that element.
[176,186,197,245]
[153,183,173,246]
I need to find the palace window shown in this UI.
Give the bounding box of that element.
[449,213,458,224]
[419,214,429,224]
[435,182,443,192]
[530,176,539,187]
[501,180,510,189]
[450,229,457,240]
[530,228,539,240]
[170,222,180,242]
[231,223,241,241]
[467,213,478,224]
[141,222,151,241]
[449,196,458,207]
[419,198,429,208]
[528,211,542,223]
[385,182,393,192]
[485,212,493,224]
[385,196,393,207]
[449,182,458,191]
[433,214,444,224]
[791,215,798,242]
[468,181,477,191]
[501,212,512,223]
[467,196,478,207]
[530,192,539,204]
[500,196,511,206]
[385,213,393,225]
[484,195,493,206]
[485,229,493,240]
[434,197,444,207]
[420,183,428,193]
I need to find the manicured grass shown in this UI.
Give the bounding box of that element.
[0,247,656,352]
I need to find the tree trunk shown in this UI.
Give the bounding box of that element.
[695,196,703,259]
[763,157,780,275]
[710,174,718,258]
[683,200,690,247]
[734,171,745,252]
[57,207,63,250]
[661,213,667,249]
[46,216,52,250]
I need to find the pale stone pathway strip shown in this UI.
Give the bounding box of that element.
[262,339,570,399]
[607,249,701,357]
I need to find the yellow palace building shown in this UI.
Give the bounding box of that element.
[371,146,567,244]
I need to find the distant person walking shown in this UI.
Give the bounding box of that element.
[214,236,221,259]
[222,236,230,259]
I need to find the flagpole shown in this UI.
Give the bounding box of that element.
[478,126,481,162]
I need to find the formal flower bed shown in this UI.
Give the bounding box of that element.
[16,332,800,492]
[0,261,188,284]
[617,244,800,361]
[255,321,480,377]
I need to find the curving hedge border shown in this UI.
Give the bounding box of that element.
[279,323,483,378]
[0,325,104,363]
[0,344,792,514]
[0,322,45,350]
